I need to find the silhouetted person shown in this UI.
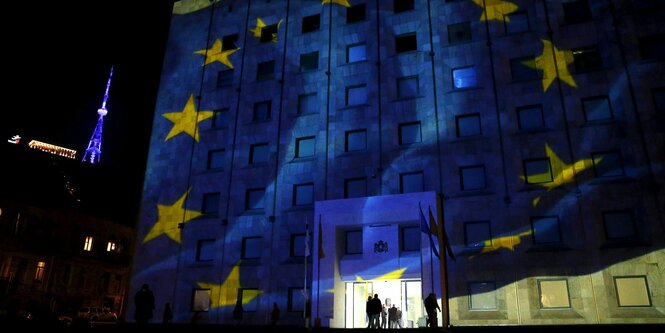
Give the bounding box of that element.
[388,304,397,328]
[424,292,441,328]
[271,302,280,325]
[396,307,403,328]
[232,299,243,325]
[162,302,173,323]
[366,296,372,328]
[369,294,382,328]
[380,304,387,328]
[134,283,155,324]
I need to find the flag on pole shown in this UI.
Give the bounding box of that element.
[318,219,325,258]
[428,205,456,261]
[420,203,440,258]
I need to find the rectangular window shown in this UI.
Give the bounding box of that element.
[345,177,367,198]
[217,69,234,88]
[448,22,471,43]
[345,129,367,152]
[395,32,417,53]
[296,136,316,158]
[468,281,497,310]
[290,233,307,257]
[523,158,553,184]
[34,261,46,282]
[242,237,262,259]
[302,14,320,33]
[517,105,544,130]
[397,75,418,98]
[192,289,211,312]
[260,24,279,43]
[398,121,422,145]
[207,149,225,170]
[298,93,317,114]
[345,230,363,254]
[452,66,477,89]
[592,150,624,177]
[538,279,571,308]
[256,60,275,80]
[211,108,230,128]
[293,183,314,206]
[249,143,270,164]
[222,33,239,50]
[346,3,366,23]
[460,165,486,191]
[394,0,415,13]
[464,221,491,248]
[603,210,637,240]
[347,43,367,63]
[563,0,592,24]
[106,241,117,252]
[583,96,612,122]
[202,192,220,216]
[573,46,602,72]
[239,288,260,311]
[614,276,652,307]
[196,239,215,262]
[84,236,94,251]
[504,10,529,34]
[288,287,306,312]
[245,188,266,210]
[300,51,319,72]
[510,56,539,81]
[531,216,562,244]
[638,34,665,61]
[253,100,271,121]
[653,87,665,112]
[401,226,420,252]
[400,171,424,193]
[346,84,368,106]
[456,113,481,137]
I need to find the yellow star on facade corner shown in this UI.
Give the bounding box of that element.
[194,38,239,69]
[162,94,214,142]
[143,188,202,244]
[197,262,263,308]
[471,0,518,22]
[534,39,577,91]
[322,0,351,7]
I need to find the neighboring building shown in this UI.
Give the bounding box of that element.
[130,0,664,328]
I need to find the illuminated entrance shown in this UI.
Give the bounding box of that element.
[344,279,423,328]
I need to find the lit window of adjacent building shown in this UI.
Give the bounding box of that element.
[290,233,307,257]
[504,10,529,34]
[344,177,367,198]
[106,241,117,252]
[253,100,271,121]
[603,210,637,241]
[530,216,562,244]
[260,24,279,43]
[211,108,230,128]
[510,56,539,81]
[346,84,368,106]
[401,226,420,252]
[302,14,320,33]
[468,281,497,310]
[464,221,491,249]
[614,276,652,307]
[517,105,545,130]
[202,192,220,216]
[523,158,553,184]
[398,121,422,145]
[400,171,424,193]
[217,69,233,88]
[394,0,415,13]
[592,150,624,177]
[34,261,46,282]
[256,60,275,80]
[288,287,306,312]
[241,237,262,259]
[192,289,211,312]
[538,279,571,308]
[456,113,481,137]
[347,43,367,63]
[249,143,270,164]
[346,3,366,23]
[583,96,613,122]
[452,66,477,89]
[196,239,215,262]
[293,183,314,206]
[460,165,486,191]
[300,51,319,72]
[296,136,316,158]
[395,32,417,53]
[448,21,471,43]
[573,46,602,72]
[563,0,592,24]
[245,188,266,210]
[345,230,363,254]
[298,93,317,114]
[84,236,94,251]
[222,33,239,50]
[638,34,665,61]
[207,148,225,170]
[345,129,367,152]
[397,75,419,99]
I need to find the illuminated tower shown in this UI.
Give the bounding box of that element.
[82,65,113,164]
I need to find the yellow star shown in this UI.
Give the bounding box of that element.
[471,0,518,22]
[143,188,202,244]
[322,0,351,7]
[197,262,263,308]
[162,94,214,142]
[250,18,283,42]
[534,39,577,91]
[355,268,407,282]
[194,38,239,69]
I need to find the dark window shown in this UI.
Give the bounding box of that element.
[260,24,279,43]
[290,233,307,257]
[510,56,539,81]
[345,230,363,254]
[257,60,275,80]
[347,43,367,63]
[400,171,424,193]
[345,129,367,152]
[531,216,562,244]
[394,0,415,13]
[222,33,239,50]
[592,150,624,177]
[211,108,230,128]
[296,136,316,158]
[298,93,317,114]
[293,183,314,206]
[396,33,417,53]
[448,22,471,43]
[288,287,306,312]
[653,87,665,112]
[517,105,545,130]
[346,84,368,106]
[300,51,319,72]
[464,221,491,248]
[245,188,265,210]
[603,210,637,241]
[563,0,592,24]
[504,11,529,34]
[582,96,612,121]
[524,158,553,184]
[253,100,271,121]
[241,237,262,259]
[397,76,418,98]
[249,143,270,164]
[344,177,367,198]
[401,226,420,252]
[452,67,477,88]
[302,14,320,33]
[347,3,366,23]
[217,69,233,88]
[456,113,482,137]
[573,46,602,72]
[398,121,422,145]
[207,149,225,170]
[638,34,665,61]
[239,288,260,311]
[196,239,215,262]
[460,165,486,191]
[202,192,220,216]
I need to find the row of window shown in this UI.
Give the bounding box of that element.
[192,286,307,313]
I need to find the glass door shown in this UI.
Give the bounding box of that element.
[401,280,423,328]
[345,281,372,328]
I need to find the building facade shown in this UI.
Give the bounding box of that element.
[130,0,665,327]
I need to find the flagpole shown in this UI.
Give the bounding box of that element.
[418,202,425,319]
[304,218,308,327]
[316,214,322,327]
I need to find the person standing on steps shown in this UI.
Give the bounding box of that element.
[134,283,155,324]
[271,302,280,326]
[424,292,441,328]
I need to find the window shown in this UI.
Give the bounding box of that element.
[510,56,539,81]
[401,226,420,252]
[398,122,421,145]
[239,288,260,311]
[573,46,602,72]
[468,282,497,310]
[257,60,275,80]
[347,43,367,63]
[84,236,94,251]
[394,0,414,13]
[517,105,545,130]
[523,158,552,184]
[614,276,652,307]
[302,14,320,33]
[456,113,481,137]
[288,287,306,312]
[298,93,317,114]
[260,24,279,43]
[603,210,637,240]
[397,76,418,98]
[504,10,529,34]
[345,177,367,198]
[563,0,592,24]
[538,279,571,308]
[245,188,265,210]
[583,96,612,121]
[638,34,665,61]
[222,33,239,50]
[211,108,230,128]
[242,237,262,259]
[345,129,367,152]
[452,67,477,89]
[460,165,486,191]
[250,143,270,164]
[217,69,234,88]
[400,171,424,193]
[253,100,271,121]
[346,3,366,23]
[207,149,225,170]
[464,221,491,248]
[448,22,471,43]
[346,84,368,106]
[653,87,665,112]
[592,150,624,177]
[192,289,211,312]
[395,33,417,53]
[106,241,117,252]
[300,51,319,72]
[345,230,363,254]
[290,233,307,257]
[296,136,316,158]
[293,183,314,206]
[34,261,46,282]
[202,192,220,216]
[196,239,215,262]
[531,216,562,244]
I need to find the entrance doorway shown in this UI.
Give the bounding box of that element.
[344,279,423,328]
